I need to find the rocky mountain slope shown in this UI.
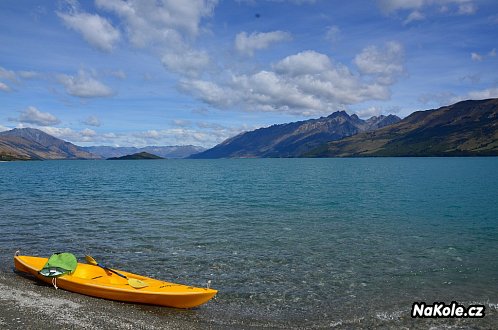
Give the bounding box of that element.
[304,99,498,157]
[0,128,100,160]
[190,112,400,158]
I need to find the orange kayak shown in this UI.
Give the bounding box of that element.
[14,255,217,308]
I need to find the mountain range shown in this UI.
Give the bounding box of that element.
[304,98,498,157]
[82,145,205,159]
[190,112,401,158]
[0,128,99,160]
[0,128,205,161]
[1,98,496,161]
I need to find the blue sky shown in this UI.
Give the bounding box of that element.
[0,0,497,147]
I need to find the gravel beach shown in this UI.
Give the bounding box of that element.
[2,251,497,329]
[0,252,227,330]
[0,272,220,330]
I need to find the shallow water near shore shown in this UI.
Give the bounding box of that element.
[1,158,497,328]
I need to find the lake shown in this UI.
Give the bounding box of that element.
[1,158,497,328]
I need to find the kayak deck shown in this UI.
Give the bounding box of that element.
[14,255,217,308]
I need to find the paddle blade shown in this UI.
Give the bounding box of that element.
[85,255,98,266]
[128,278,148,289]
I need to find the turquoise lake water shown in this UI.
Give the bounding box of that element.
[1,158,497,328]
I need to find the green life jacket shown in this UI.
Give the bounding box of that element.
[39,253,77,278]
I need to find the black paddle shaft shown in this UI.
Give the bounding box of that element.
[98,264,127,279]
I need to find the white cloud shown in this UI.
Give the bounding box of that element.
[96,0,217,48]
[81,128,97,137]
[325,25,340,42]
[18,71,39,79]
[419,91,457,105]
[378,0,477,22]
[0,67,41,90]
[39,127,103,143]
[0,124,11,132]
[17,106,61,126]
[0,67,41,92]
[466,87,498,100]
[58,11,120,52]
[57,70,113,98]
[172,119,192,127]
[354,106,384,118]
[109,70,127,79]
[403,10,425,24]
[130,122,251,147]
[235,31,292,56]
[447,87,498,104]
[457,3,477,14]
[0,81,11,92]
[161,48,211,77]
[179,78,234,108]
[489,48,497,57]
[471,52,483,61]
[0,66,18,82]
[274,50,331,75]
[40,127,81,141]
[237,0,317,4]
[378,0,475,13]
[354,41,405,84]
[181,49,397,116]
[83,116,101,127]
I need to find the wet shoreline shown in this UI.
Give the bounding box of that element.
[0,270,220,329]
[2,266,497,329]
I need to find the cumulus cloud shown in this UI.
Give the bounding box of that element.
[83,115,101,127]
[57,70,113,98]
[0,81,11,92]
[179,79,233,108]
[131,122,252,147]
[274,50,331,75]
[354,41,405,84]
[38,127,104,143]
[58,11,120,52]
[354,106,384,118]
[161,48,210,77]
[16,106,61,126]
[96,0,217,48]
[180,49,399,116]
[378,0,477,22]
[235,31,292,56]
